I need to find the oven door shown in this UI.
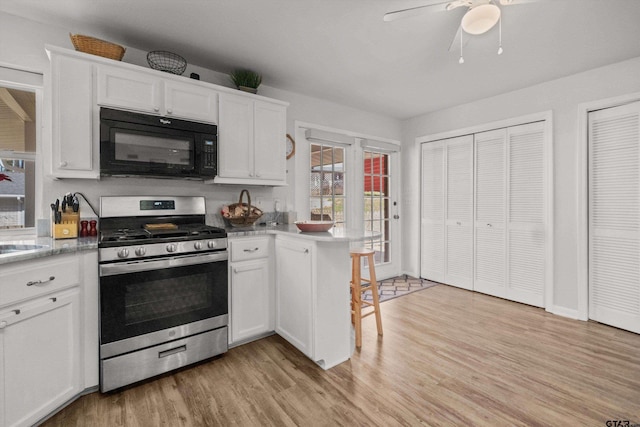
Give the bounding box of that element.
[99,251,228,357]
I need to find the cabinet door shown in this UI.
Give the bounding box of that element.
[0,290,81,427]
[230,259,272,343]
[164,80,218,124]
[421,141,445,282]
[254,101,286,181]
[445,135,474,290]
[97,65,162,114]
[50,54,96,178]
[218,93,253,179]
[474,129,507,297]
[275,238,313,357]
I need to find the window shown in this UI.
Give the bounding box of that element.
[363,150,390,264]
[0,86,36,229]
[309,143,345,229]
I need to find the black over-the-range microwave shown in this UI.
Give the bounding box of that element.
[100,107,217,179]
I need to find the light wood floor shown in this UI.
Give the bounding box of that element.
[43,285,640,426]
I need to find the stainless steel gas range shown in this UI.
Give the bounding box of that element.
[98,196,228,392]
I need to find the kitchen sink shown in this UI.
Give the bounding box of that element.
[0,244,47,255]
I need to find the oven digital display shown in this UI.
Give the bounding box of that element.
[140,200,176,210]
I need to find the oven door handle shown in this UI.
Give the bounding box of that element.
[99,251,228,276]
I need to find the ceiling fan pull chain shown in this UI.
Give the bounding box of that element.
[497,14,504,55]
[459,28,465,64]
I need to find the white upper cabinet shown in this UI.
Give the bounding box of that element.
[215,92,287,185]
[49,51,98,179]
[97,64,218,123]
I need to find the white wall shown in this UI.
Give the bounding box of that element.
[402,55,640,315]
[0,12,401,226]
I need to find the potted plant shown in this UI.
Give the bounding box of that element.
[230,69,262,94]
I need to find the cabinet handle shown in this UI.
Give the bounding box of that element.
[26,276,55,287]
[167,108,173,115]
[249,173,255,177]
[304,248,309,254]
[256,173,261,178]
[487,223,493,228]
[243,247,260,253]
[59,161,68,168]
[456,221,462,226]
[0,321,6,329]
[153,107,160,112]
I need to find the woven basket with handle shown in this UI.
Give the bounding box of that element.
[69,33,126,61]
[225,189,263,226]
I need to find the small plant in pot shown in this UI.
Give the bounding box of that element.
[230,69,262,94]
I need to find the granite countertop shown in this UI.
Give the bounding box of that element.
[225,223,378,242]
[0,236,98,265]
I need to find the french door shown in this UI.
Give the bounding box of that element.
[588,101,640,334]
[362,148,400,279]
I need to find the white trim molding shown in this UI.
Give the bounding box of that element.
[576,91,640,322]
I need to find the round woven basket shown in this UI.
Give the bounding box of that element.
[224,190,263,227]
[69,34,125,61]
[147,51,187,75]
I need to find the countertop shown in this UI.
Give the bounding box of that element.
[225,223,378,242]
[0,224,371,266]
[0,236,98,265]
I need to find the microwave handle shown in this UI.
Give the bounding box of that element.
[100,251,228,276]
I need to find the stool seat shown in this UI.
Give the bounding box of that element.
[350,248,383,348]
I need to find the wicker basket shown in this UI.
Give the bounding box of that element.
[222,189,263,227]
[70,34,125,61]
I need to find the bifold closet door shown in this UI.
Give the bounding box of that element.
[444,136,474,289]
[589,102,640,334]
[420,136,473,288]
[506,122,546,307]
[474,129,507,297]
[421,141,445,282]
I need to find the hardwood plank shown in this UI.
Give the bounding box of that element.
[42,285,640,426]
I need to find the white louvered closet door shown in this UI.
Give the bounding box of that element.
[506,122,546,307]
[474,129,507,297]
[445,135,474,290]
[589,102,640,334]
[421,141,445,282]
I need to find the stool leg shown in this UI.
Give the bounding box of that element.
[352,254,363,348]
[367,253,383,336]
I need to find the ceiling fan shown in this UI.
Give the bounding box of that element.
[384,0,535,62]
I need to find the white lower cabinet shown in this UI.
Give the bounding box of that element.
[0,289,81,427]
[228,236,274,345]
[275,237,314,356]
[275,235,351,369]
[0,250,97,427]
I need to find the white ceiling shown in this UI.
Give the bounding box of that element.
[2,0,640,120]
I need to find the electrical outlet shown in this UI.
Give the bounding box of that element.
[274,199,281,212]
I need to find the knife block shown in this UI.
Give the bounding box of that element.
[52,210,79,239]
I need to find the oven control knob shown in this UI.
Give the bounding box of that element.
[194,241,203,250]
[207,240,217,249]
[135,247,146,257]
[166,243,177,253]
[117,248,130,259]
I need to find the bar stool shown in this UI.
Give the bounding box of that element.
[350,248,383,348]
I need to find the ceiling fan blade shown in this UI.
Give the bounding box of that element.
[383,1,455,22]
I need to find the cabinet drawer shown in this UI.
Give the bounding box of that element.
[230,237,270,262]
[0,254,81,307]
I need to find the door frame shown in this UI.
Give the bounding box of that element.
[417,110,553,310]
[577,91,640,321]
[293,121,402,279]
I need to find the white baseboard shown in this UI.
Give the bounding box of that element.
[549,305,582,320]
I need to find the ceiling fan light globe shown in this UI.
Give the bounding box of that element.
[461,4,501,35]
